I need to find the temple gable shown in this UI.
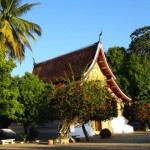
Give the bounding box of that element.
[87,62,106,82]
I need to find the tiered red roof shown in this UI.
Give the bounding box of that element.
[33,41,131,101]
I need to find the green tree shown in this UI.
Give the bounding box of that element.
[106,47,130,96]
[0,0,41,62]
[126,26,150,101]
[124,100,150,129]
[127,27,150,125]
[132,101,150,123]
[105,26,150,124]
[50,77,114,139]
[126,53,150,101]
[129,26,150,54]
[15,72,55,134]
[122,26,150,123]
[0,50,23,128]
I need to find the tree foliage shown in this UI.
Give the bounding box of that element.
[126,53,150,101]
[106,27,150,102]
[0,0,41,62]
[50,77,115,138]
[129,26,150,54]
[106,26,150,124]
[127,26,150,102]
[132,101,150,123]
[106,47,127,74]
[124,100,150,126]
[14,72,55,133]
[0,50,23,127]
[106,47,130,96]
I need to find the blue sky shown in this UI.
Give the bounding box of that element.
[12,0,150,76]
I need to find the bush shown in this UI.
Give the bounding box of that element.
[27,127,38,141]
[99,128,111,138]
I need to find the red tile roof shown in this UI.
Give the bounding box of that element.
[33,41,131,101]
[33,42,98,83]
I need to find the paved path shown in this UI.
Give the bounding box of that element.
[82,131,150,143]
[0,143,150,150]
[0,132,149,150]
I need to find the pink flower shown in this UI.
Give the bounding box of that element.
[74,90,78,95]
[55,84,59,89]
[103,106,107,109]
[107,85,111,88]
[147,103,150,108]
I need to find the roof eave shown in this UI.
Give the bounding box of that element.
[84,42,102,77]
[107,77,132,101]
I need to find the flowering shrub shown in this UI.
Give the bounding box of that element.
[124,100,150,127]
[132,101,150,122]
[50,77,115,138]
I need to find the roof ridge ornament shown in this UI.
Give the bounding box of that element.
[32,57,36,66]
[99,31,102,44]
[84,32,103,77]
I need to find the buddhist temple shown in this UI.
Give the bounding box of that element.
[33,36,133,134]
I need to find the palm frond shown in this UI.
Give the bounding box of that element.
[1,20,18,55]
[8,0,22,15]
[25,30,37,42]
[9,42,25,62]
[17,31,32,50]
[1,20,26,61]
[13,2,40,17]
[0,33,6,56]
[0,0,8,11]
[11,17,41,36]
[0,0,41,62]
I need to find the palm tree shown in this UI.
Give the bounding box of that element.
[0,0,41,62]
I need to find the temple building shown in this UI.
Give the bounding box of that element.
[33,37,133,134]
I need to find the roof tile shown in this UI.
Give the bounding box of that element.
[33,42,98,83]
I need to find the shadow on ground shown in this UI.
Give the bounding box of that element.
[0,132,149,150]
[78,131,150,143]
